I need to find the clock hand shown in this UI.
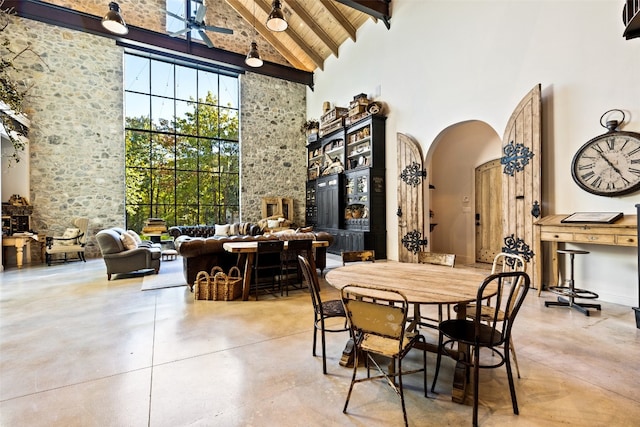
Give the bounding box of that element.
[597,152,623,177]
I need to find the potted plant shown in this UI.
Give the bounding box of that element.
[300,119,319,137]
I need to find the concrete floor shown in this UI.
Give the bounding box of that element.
[1,255,639,426]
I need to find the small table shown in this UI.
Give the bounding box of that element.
[325,261,492,403]
[223,240,329,301]
[2,234,40,269]
[534,214,637,296]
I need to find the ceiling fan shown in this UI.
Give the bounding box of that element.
[167,0,233,48]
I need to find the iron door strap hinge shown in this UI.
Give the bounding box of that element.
[502,234,534,262]
[401,230,428,254]
[501,140,534,176]
[400,162,426,187]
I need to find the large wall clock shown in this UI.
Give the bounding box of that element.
[571,110,640,197]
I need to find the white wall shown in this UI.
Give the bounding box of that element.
[308,0,640,306]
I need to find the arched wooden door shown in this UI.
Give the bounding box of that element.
[397,133,426,263]
[501,84,542,288]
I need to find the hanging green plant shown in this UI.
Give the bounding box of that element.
[0,5,48,164]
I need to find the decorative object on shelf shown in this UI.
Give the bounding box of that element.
[570,109,640,197]
[101,2,128,35]
[245,1,263,67]
[8,194,29,206]
[266,0,288,32]
[300,119,319,136]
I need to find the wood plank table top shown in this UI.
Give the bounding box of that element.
[325,261,492,306]
[325,260,494,404]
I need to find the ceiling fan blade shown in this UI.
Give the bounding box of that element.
[194,5,207,24]
[166,10,188,22]
[169,28,190,37]
[199,30,215,48]
[202,25,233,35]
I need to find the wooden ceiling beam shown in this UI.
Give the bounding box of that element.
[320,0,357,42]
[334,0,391,29]
[2,0,314,86]
[286,0,340,57]
[225,0,309,70]
[249,0,325,70]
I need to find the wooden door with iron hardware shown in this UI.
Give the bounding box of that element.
[475,159,503,264]
[397,133,425,262]
[501,84,542,288]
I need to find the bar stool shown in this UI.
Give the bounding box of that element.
[545,249,601,316]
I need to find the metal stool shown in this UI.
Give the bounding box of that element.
[545,249,601,316]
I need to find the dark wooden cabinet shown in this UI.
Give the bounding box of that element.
[306,114,386,258]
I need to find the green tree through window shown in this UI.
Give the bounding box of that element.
[124,53,239,232]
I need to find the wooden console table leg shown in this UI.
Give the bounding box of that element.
[241,253,255,301]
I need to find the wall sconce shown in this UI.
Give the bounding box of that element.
[266,0,288,32]
[101,2,128,35]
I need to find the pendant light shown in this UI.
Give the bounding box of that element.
[246,1,263,67]
[101,2,128,35]
[266,0,287,32]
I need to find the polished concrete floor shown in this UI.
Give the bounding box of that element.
[1,255,639,426]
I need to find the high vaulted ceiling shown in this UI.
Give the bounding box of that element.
[224,0,382,72]
[9,1,390,73]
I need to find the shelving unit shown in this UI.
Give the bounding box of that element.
[306,114,386,258]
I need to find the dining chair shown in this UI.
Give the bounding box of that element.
[431,271,530,427]
[298,255,349,374]
[416,251,456,328]
[341,249,376,266]
[340,284,427,427]
[461,252,526,377]
[280,239,313,296]
[253,240,284,299]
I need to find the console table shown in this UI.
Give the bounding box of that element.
[534,214,638,297]
[2,233,41,269]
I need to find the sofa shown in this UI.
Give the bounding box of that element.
[170,224,334,286]
[96,228,161,280]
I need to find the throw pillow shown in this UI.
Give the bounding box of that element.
[229,223,239,236]
[59,228,80,246]
[120,232,137,250]
[214,224,230,237]
[126,229,143,244]
[267,219,281,229]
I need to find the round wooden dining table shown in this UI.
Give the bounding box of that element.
[325,260,493,403]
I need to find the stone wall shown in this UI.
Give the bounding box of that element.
[2,15,306,260]
[240,72,307,225]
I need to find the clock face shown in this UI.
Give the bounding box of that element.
[571,131,640,196]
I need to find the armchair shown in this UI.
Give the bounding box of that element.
[96,228,161,280]
[45,217,89,266]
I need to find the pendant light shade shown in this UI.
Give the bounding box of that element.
[266,0,288,32]
[102,2,128,35]
[245,41,263,67]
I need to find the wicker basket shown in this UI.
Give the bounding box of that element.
[194,266,242,301]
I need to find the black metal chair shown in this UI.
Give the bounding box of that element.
[341,284,427,427]
[253,240,284,299]
[280,239,313,296]
[298,255,349,374]
[431,271,530,427]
